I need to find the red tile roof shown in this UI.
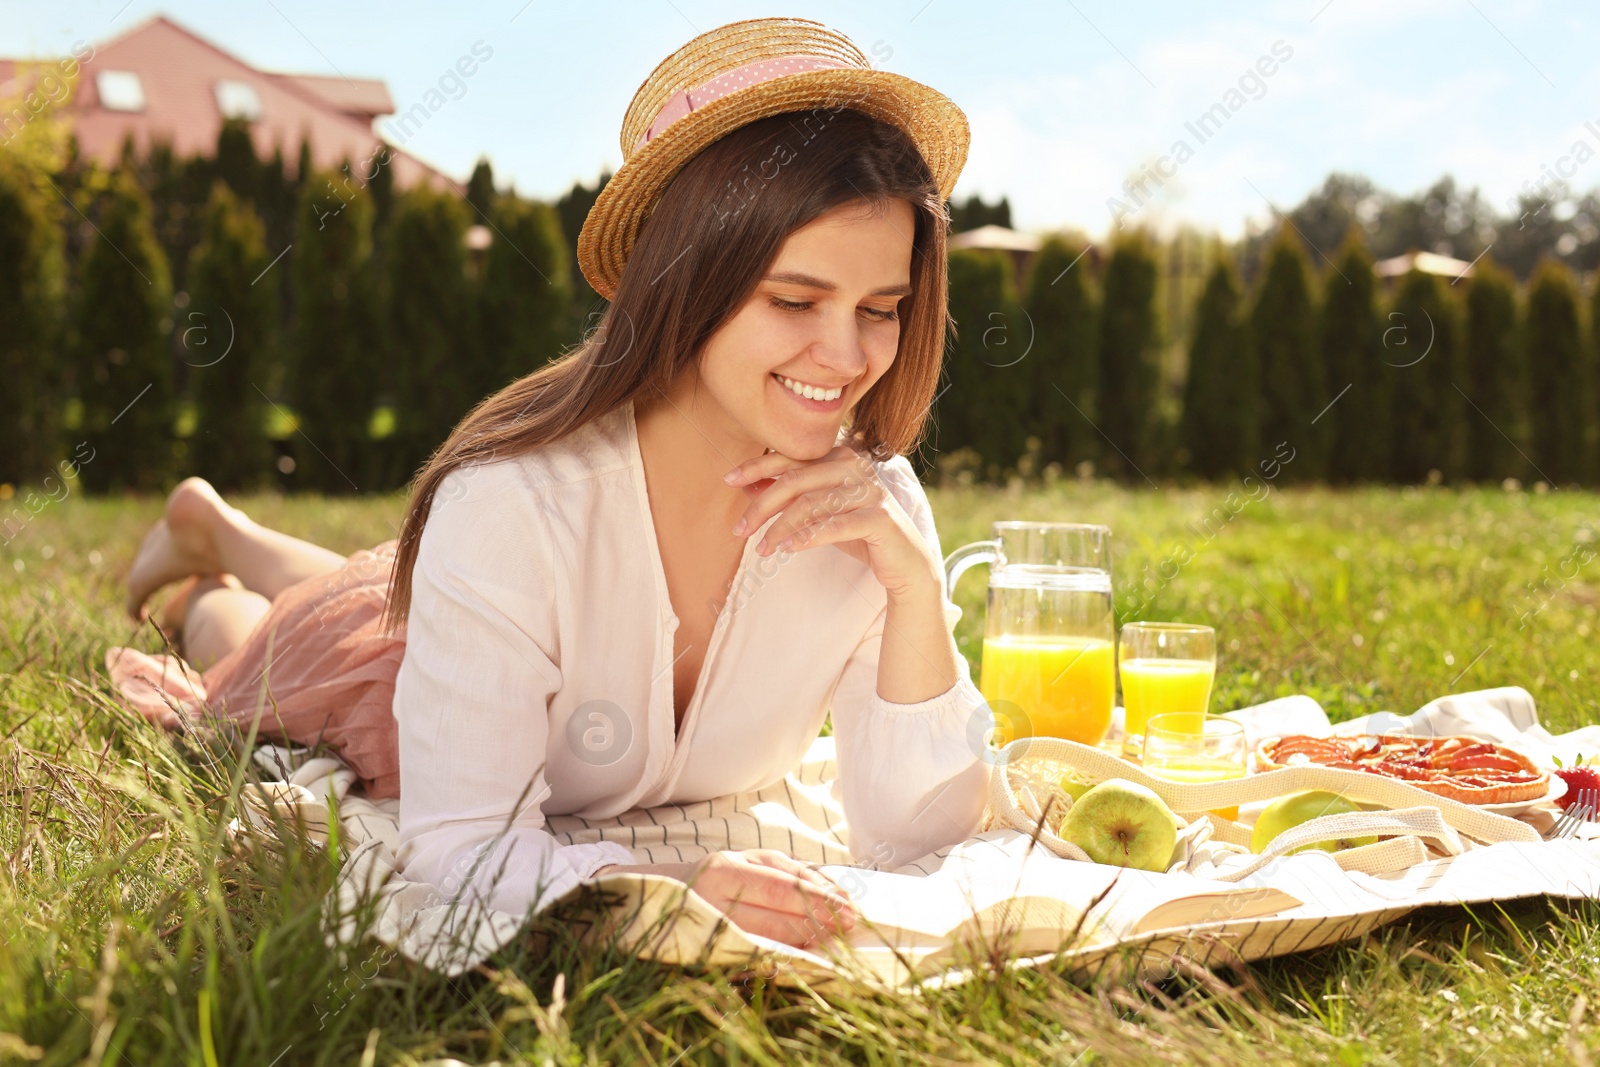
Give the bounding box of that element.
[3,15,449,189]
[265,72,395,123]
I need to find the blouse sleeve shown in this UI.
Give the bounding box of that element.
[826,457,994,870]
[392,461,635,917]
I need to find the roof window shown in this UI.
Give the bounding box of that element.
[215,79,262,121]
[96,70,145,112]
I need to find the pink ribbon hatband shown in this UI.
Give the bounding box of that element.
[634,54,853,152]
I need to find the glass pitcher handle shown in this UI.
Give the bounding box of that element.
[943,540,998,602]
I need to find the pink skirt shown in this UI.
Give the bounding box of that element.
[104,539,407,799]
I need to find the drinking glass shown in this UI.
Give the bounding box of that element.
[1141,714,1247,820]
[945,522,1115,747]
[1119,622,1216,759]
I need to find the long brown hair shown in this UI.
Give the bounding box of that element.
[380,107,954,635]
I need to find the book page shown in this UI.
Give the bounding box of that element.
[820,842,1301,956]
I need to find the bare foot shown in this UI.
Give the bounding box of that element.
[126,477,231,621]
[103,646,208,730]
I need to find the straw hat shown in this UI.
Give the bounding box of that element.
[575,16,970,301]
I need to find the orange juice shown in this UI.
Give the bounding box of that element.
[980,633,1115,745]
[1119,657,1215,739]
[1144,755,1244,821]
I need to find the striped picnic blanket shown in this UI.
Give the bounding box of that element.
[231,686,1600,990]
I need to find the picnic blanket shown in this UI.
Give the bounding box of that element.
[231,686,1600,990]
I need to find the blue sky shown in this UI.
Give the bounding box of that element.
[4,0,1597,239]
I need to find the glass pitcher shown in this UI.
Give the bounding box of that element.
[944,522,1115,748]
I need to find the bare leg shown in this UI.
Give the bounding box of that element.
[181,580,273,673]
[127,477,347,620]
[158,573,243,634]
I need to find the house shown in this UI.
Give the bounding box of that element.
[0,14,450,189]
[1373,250,1476,283]
[950,224,1044,285]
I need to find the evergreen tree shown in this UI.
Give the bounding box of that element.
[1095,230,1160,478]
[1461,256,1528,483]
[295,137,314,193]
[479,196,572,395]
[290,168,378,492]
[367,142,396,231]
[1318,229,1383,482]
[1525,258,1593,485]
[1250,227,1323,481]
[466,157,496,219]
[947,192,1012,232]
[1592,273,1600,474]
[937,248,1030,480]
[1384,269,1464,483]
[1022,234,1099,472]
[0,159,66,486]
[556,170,610,333]
[213,118,257,206]
[140,138,203,298]
[1180,255,1254,479]
[72,168,175,493]
[386,185,476,483]
[185,182,277,491]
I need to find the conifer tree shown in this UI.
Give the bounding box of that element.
[213,117,257,206]
[0,159,66,486]
[1250,227,1323,481]
[1180,255,1254,479]
[556,171,609,331]
[466,157,496,219]
[73,168,175,492]
[1592,273,1600,477]
[479,196,572,394]
[367,141,396,232]
[1385,268,1464,483]
[386,185,475,483]
[1461,256,1527,482]
[1095,230,1160,478]
[289,168,379,492]
[295,137,314,194]
[1023,234,1099,471]
[1318,230,1382,482]
[1525,258,1593,485]
[939,248,1029,480]
[185,181,277,491]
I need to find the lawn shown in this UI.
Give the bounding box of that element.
[1,475,1597,1065]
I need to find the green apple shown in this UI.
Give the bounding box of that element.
[1060,779,1180,872]
[1057,770,1096,803]
[1250,790,1380,855]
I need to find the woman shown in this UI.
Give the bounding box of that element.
[106,16,992,951]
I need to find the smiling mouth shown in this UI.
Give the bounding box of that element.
[772,372,849,403]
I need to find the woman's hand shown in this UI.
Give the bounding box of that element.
[594,849,858,948]
[724,445,939,601]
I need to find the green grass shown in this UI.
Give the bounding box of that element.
[1,477,1598,1065]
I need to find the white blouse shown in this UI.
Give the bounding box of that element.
[392,396,993,917]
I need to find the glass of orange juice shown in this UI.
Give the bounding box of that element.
[1141,714,1247,820]
[1118,622,1216,759]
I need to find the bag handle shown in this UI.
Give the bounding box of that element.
[1202,805,1460,882]
[988,736,1541,847]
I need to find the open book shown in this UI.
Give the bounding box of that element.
[585,837,1304,988]
[809,840,1301,984]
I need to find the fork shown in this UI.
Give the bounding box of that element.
[1545,788,1599,841]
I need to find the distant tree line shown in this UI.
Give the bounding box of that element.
[1234,172,1600,286]
[4,102,1600,498]
[930,223,1600,489]
[0,116,584,495]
